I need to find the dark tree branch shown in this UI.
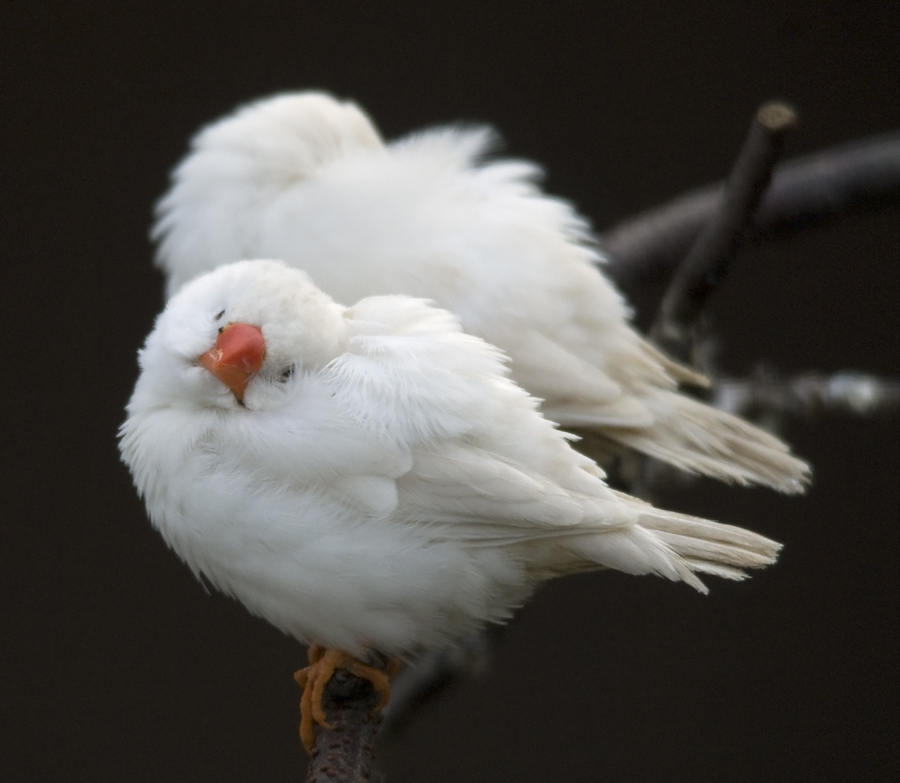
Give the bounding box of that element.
[650,102,798,360]
[603,131,900,293]
[299,633,493,778]
[305,668,386,783]
[715,367,900,420]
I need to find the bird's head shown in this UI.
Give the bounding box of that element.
[132,259,349,412]
[153,92,385,297]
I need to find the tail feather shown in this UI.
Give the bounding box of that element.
[653,532,777,570]
[600,390,810,493]
[642,502,781,591]
[677,560,751,582]
[571,494,782,594]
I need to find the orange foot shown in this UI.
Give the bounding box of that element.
[293,644,399,753]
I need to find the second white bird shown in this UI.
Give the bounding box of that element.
[153,91,809,491]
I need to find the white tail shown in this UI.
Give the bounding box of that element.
[550,387,810,494]
[571,491,782,594]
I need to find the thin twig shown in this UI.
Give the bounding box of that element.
[715,367,900,420]
[650,102,798,360]
[603,131,900,292]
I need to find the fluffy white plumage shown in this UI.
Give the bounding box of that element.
[120,260,782,657]
[152,91,809,492]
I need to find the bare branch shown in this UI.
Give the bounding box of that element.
[299,631,494,776]
[715,367,900,420]
[650,102,798,359]
[305,668,385,783]
[603,131,900,292]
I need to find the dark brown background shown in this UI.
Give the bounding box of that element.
[3,3,899,781]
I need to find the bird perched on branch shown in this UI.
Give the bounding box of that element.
[152,91,809,492]
[120,259,784,750]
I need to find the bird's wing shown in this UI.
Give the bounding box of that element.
[323,295,637,541]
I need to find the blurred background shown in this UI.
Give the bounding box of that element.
[3,2,899,780]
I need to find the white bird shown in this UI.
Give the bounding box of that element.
[120,259,783,748]
[152,91,810,492]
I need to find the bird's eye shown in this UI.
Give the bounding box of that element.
[214,309,226,322]
[279,365,295,382]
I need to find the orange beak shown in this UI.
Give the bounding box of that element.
[199,323,266,402]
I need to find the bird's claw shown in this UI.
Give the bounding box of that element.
[294,644,398,753]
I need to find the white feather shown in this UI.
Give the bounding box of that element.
[120,260,783,657]
[152,91,809,492]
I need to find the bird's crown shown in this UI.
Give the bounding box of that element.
[135,260,348,411]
